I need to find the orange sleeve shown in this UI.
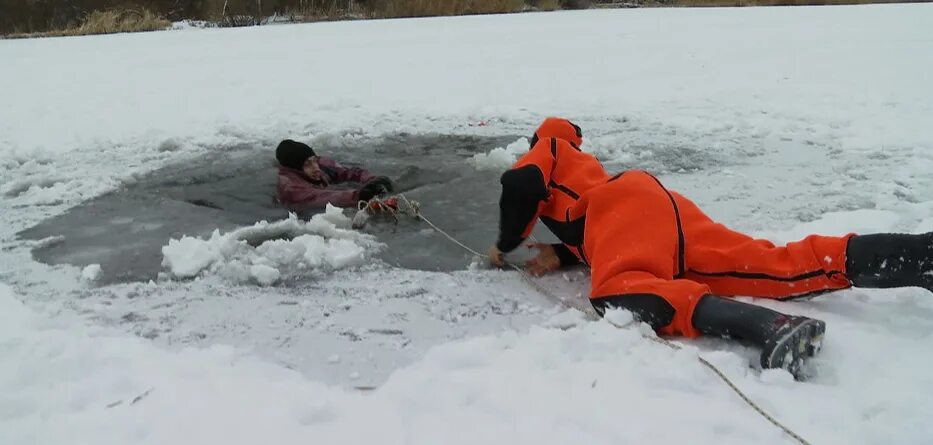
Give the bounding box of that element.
[512,137,557,180]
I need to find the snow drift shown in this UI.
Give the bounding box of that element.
[161,205,381,284]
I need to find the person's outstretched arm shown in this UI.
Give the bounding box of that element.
[319,158,375,184]
[494,139,558,257]
[277,172,360,208]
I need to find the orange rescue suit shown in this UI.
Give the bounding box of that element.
[497,118,854,337]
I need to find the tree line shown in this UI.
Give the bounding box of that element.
[1,0,594,35]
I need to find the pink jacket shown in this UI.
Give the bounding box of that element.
[276,157,375,208]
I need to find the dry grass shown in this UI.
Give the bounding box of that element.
[529,0,563,10]
[282,4,354,22]
[6,0,920,39]
[369,0,527,18]
[68,9,170,36]
[7,8,171,38]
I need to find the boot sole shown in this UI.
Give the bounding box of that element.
[762,319,826,379]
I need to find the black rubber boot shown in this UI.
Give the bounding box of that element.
[692,295,826,379]
[846,232,933,291]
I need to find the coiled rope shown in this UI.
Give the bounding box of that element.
[364,194,812,445]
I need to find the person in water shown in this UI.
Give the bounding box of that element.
[275,139,393,209]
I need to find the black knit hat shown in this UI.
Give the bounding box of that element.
[276,139,316,170]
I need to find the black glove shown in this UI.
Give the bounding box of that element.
[367,176,394,193]
[358,180,388,202]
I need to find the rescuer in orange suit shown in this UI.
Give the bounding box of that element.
[488,117,933,378]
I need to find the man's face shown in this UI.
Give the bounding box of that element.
[303,156,323,181]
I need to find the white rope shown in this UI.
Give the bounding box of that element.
[392,193,811,445]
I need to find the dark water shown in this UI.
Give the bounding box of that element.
[18,134,530,284]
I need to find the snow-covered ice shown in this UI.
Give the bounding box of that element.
[3,4,933,444]
[160,206,380,283]
[80,264,101,282]
[469,137,530,170]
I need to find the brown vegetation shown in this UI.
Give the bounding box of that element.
[529,0,563,10]
[368,0,527,18]
[61,9,170,36]
[0,0,549,36]
[1,0,927,38]
[5,8,171,38]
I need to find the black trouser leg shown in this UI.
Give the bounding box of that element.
[846,232,933,291]
[593,293,791,343]
[590,293,675,330]
[691,295,790,347]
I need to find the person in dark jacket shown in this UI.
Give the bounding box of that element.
[489,117,933,378]
[275,139,393,209]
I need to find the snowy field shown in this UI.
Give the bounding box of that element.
[3,4,933,444]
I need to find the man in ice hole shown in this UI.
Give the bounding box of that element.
[275,139,394,209]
